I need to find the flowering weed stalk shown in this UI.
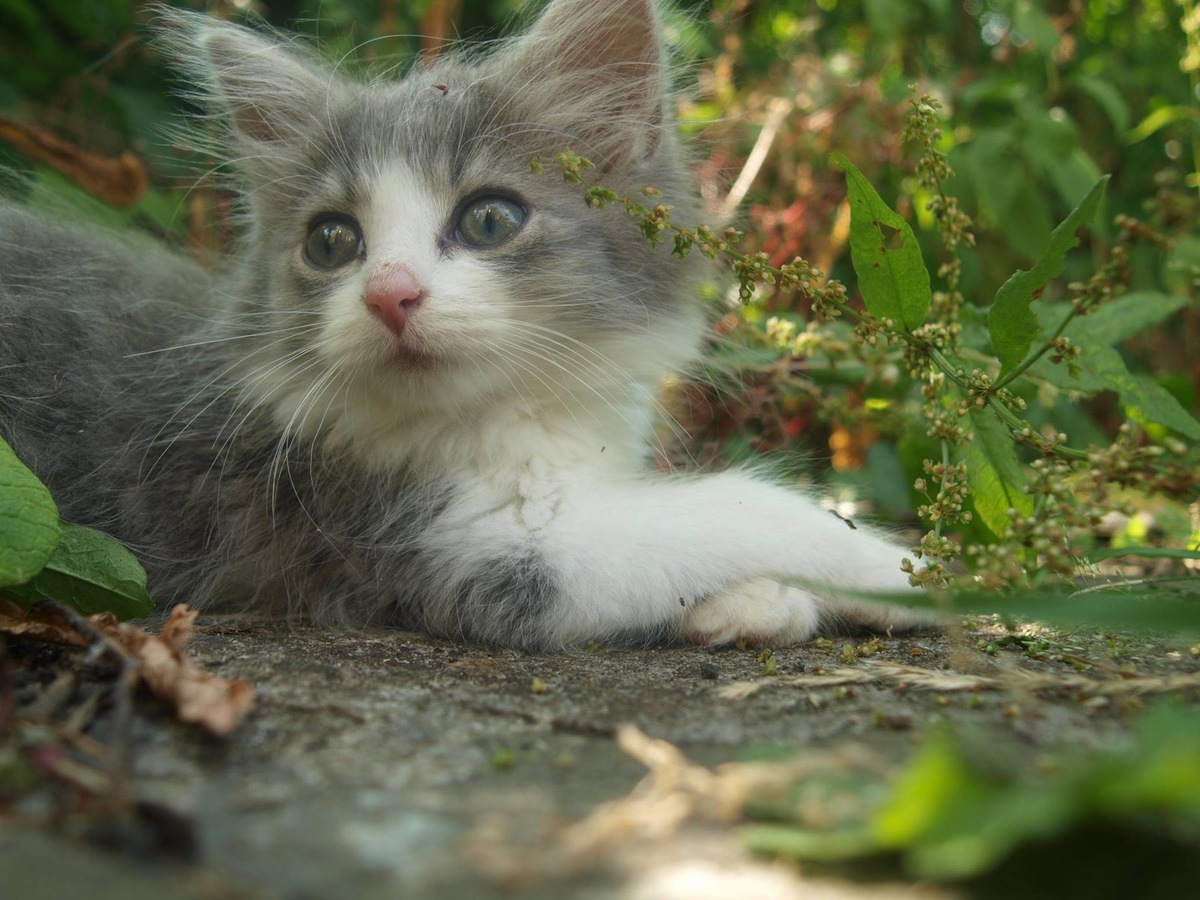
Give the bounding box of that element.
[536,94,1200,595]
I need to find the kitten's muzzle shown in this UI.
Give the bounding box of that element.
[365,263,424,337]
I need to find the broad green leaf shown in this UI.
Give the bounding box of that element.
[1094,704,1200,813]
[875,737,975,848]
[8,521,153,620]
[996,178,1055,262]
[960,406,1033,538]
[988,175,1109,378]
[741,823,878,861]
[1063,291,1187,346]
[833,153,931,330]
[1089,546,1200,563]
[949,583,1200,635]
[1036,344,1200,439]
[752,704,1200,879]
[905,781,1075,880]
[0,435,61,588]
[1045,148,1103,214]
[1123,372,1200,438]
[1011,0,1060,57]
[1056,290,1185,348]
[1021,109,1079,166]
[958,129,1055,260]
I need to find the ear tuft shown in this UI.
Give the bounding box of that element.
[507,0,670,170]
[156,9,339,148]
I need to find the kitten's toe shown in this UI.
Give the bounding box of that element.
[816,594,942,635]
[682,578,820,647]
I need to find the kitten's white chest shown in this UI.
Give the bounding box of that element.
[516,455,563,530]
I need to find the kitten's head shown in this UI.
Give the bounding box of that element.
[169,0,709,454]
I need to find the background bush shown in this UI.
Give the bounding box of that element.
[1,0,1197,593]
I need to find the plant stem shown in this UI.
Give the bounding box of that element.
[992,305,1080,393]
[557,156,1094,463]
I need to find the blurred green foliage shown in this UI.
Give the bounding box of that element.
[742,701,1200,895]
[1,0,1197,548]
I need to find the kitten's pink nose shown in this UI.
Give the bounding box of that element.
[364,264,423,336]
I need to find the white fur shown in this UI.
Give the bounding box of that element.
[226,155,921,647]
[199,0,926,647]
[417,456,917,645]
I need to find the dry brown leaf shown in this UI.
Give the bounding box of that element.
[4,599,254,735]
[96,604,255,736]
[0,114,147,207]
[0,597,89,646]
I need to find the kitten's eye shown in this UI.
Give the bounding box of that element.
[455,196,526,248]
[305,217,364,269]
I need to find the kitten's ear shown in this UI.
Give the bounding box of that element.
[509,0,670,170]
[158,9,339,147]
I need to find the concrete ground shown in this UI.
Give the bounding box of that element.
[2,615,1196,899]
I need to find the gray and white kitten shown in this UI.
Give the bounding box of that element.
[0,0,923,648]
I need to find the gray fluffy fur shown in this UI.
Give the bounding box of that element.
[0,0,709,647]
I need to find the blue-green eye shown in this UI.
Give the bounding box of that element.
[305,216,364,269]
[455,196,526,248]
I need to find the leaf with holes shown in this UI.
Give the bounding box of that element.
[833,154,931,330]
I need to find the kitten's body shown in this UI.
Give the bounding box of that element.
[0,0,924,648]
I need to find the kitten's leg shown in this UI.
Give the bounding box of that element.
[680,578,821,646]
[423,469,929,648]
[681,578,936,647]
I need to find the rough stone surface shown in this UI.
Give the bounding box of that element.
[2,616,1195,898]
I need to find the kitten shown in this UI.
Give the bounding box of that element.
[0,0,926,649]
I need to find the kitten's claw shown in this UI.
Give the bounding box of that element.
[682,578,821,647]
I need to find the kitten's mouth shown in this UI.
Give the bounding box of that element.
[388,340,445,371]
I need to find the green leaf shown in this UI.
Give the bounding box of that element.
[1063,291,1187,346]
[949,583,1200,635]
[906,779,1075,880]
[874,736,974,848]
[1122,372,1200,438]
[0,435,61,588]
[1036,344,1200,439]
[741,823,878,861]
[1126,105,1194,145]
[833,153,932,330]
[995,178,1055,262]
[988,175,1109,378]
[1093,704,1200,814]
[7,521,153,620]
[960,406,1034,538]
[1089,546,1200,563]
[1011,0,1060,57]
[1045,148,1104,214]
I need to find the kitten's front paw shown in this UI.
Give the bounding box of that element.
[682,578,820,647]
